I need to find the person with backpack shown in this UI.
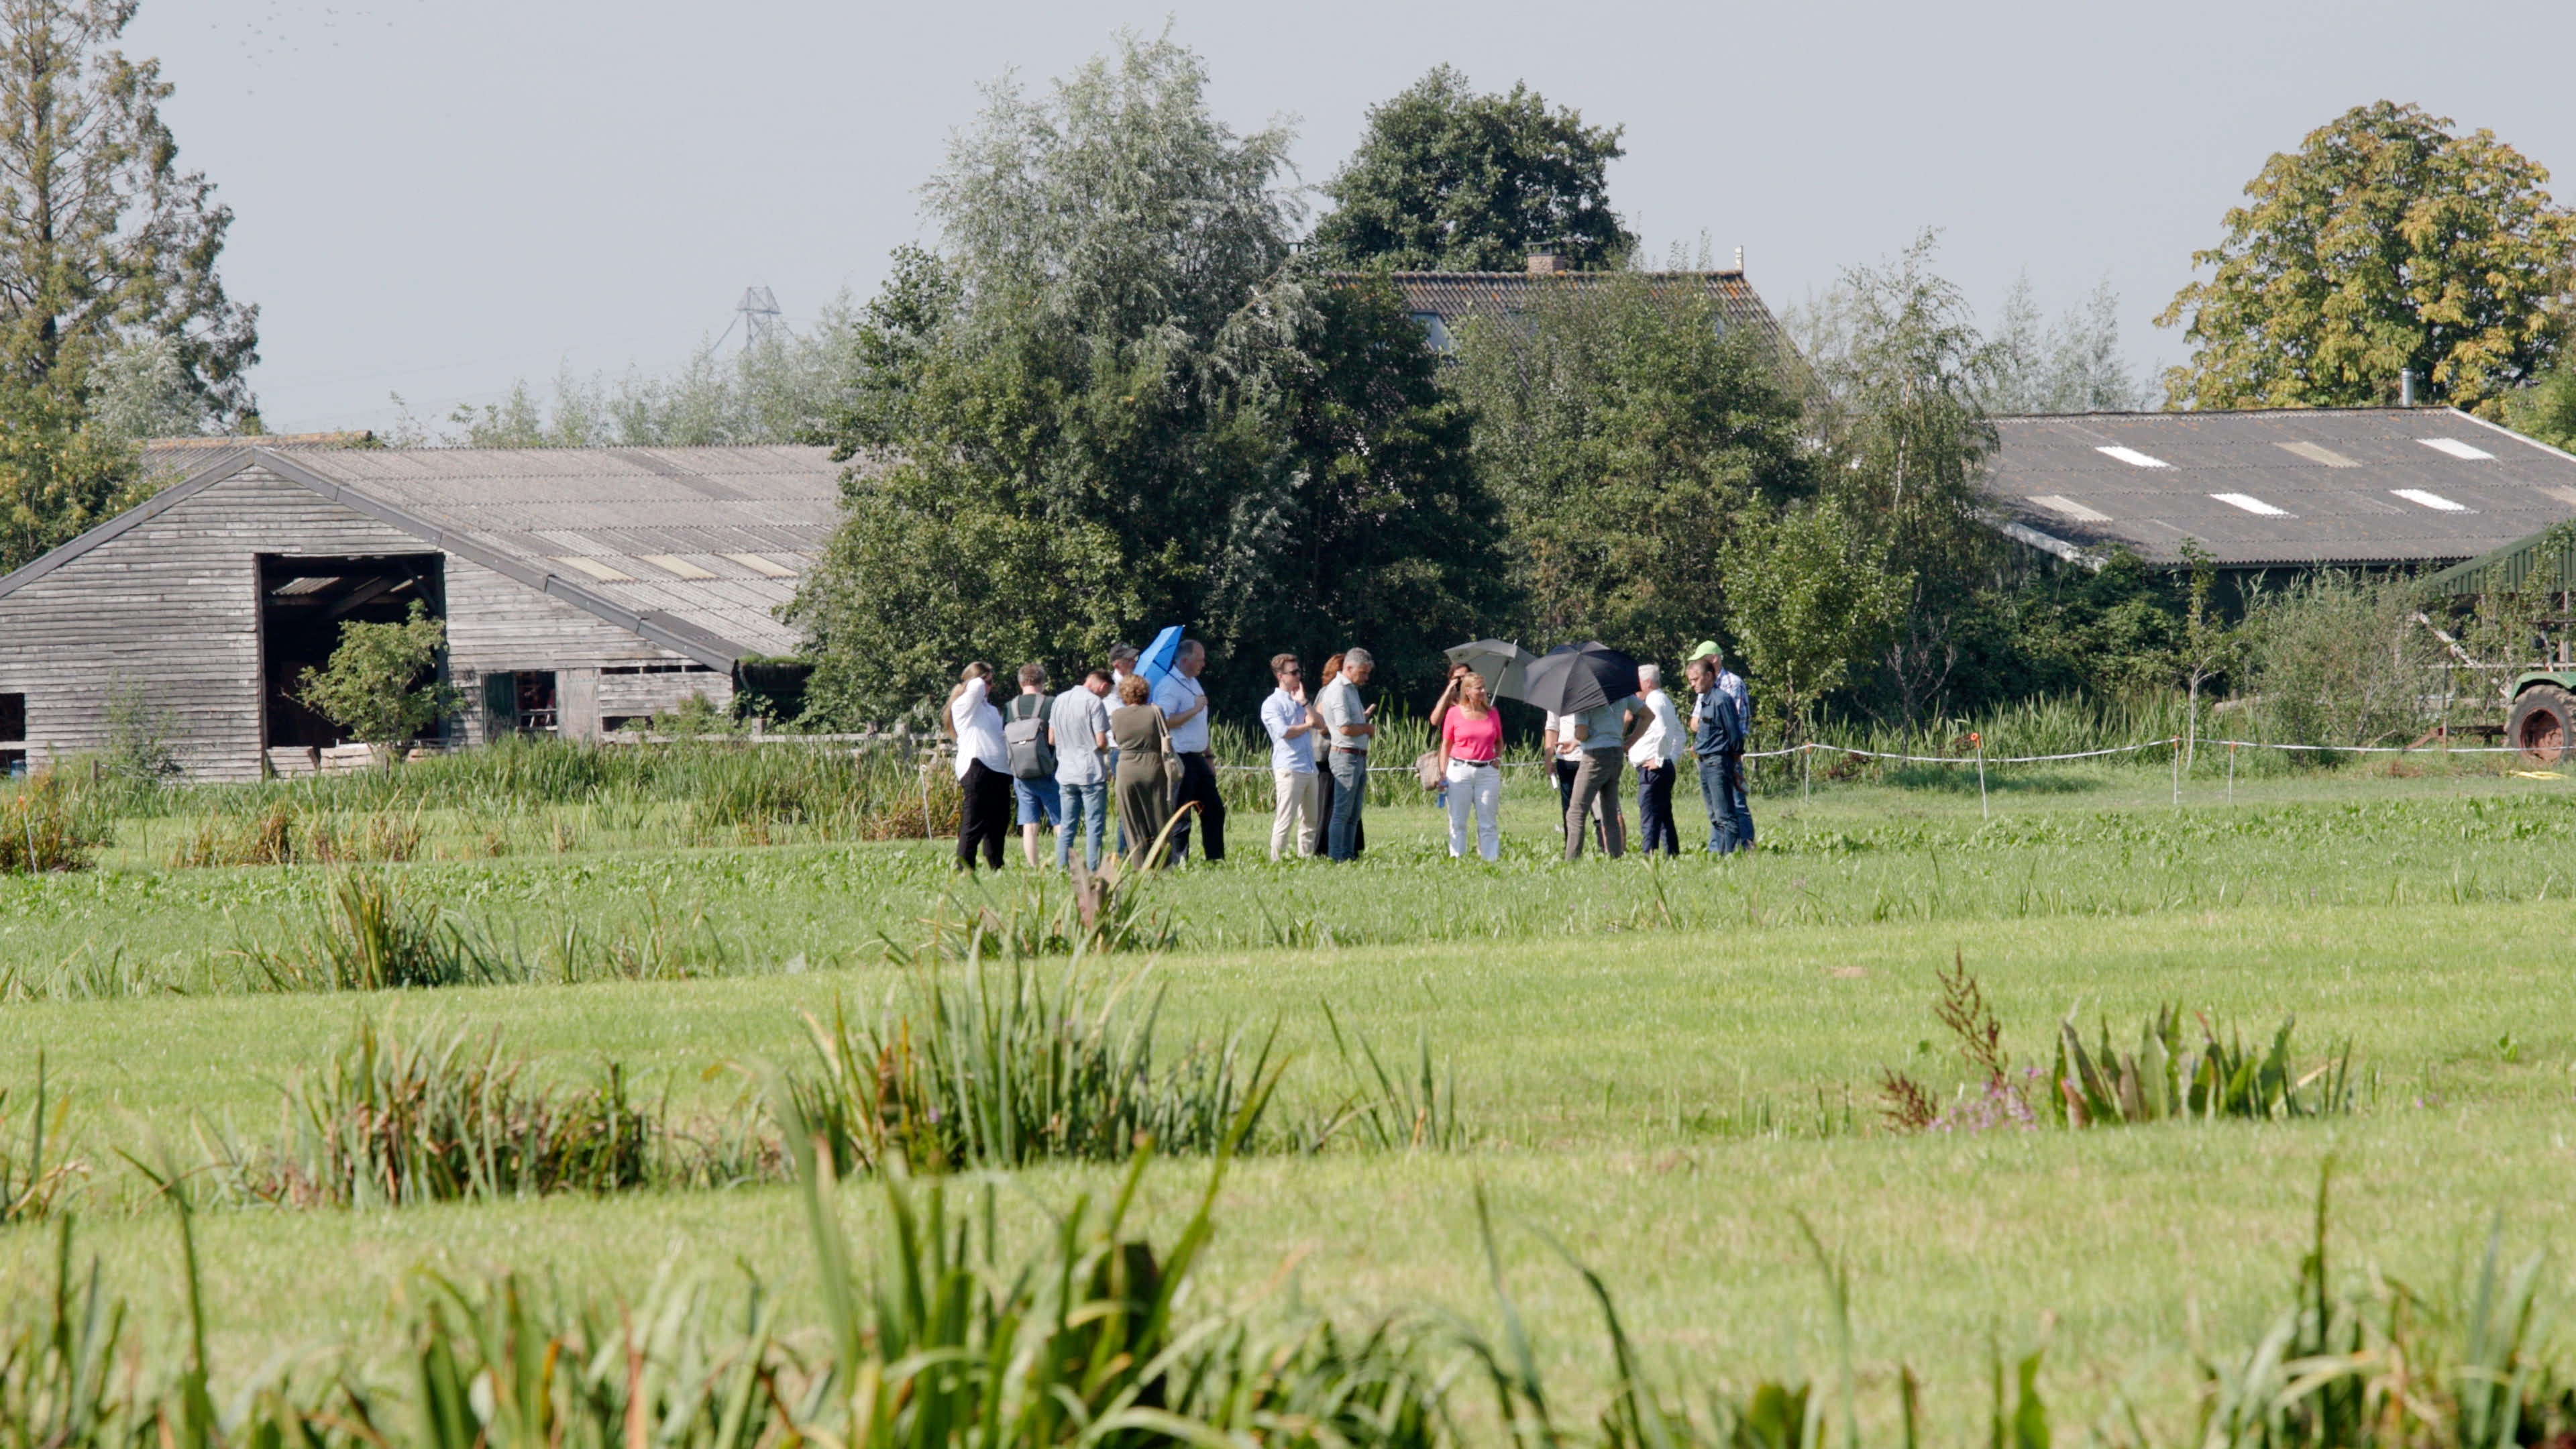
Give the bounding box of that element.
[1002,663,1061,868]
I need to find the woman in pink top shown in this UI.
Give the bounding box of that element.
[1436,672,1505,861]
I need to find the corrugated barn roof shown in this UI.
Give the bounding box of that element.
[1982,409,2576,569]
[265,445,857,660]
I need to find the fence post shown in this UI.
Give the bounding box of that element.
[2226,742,2236,804]
[2171,735,2182,806]
[1973,732,1987,822]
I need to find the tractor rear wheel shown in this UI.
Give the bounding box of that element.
[2509,685,2576,765]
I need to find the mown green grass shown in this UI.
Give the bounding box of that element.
[5,763,2571,993]
[6,891,2575,1433]
[0,764,2571,1440]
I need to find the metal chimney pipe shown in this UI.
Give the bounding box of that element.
[2400,368,2416,407]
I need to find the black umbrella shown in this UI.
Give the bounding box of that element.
[1519,641,1643,716]
[1443,639,1532,702]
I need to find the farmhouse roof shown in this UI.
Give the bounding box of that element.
[1329,268,1785,348]
[1981,409,2576,570]
[0,443,861,669]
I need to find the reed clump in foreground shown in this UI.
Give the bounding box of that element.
[1879,953,2358,1132]
[185,1016,757,1208]
[231,871,512,991]
[11,1140,2572,1449]
[778,957,1288,1173]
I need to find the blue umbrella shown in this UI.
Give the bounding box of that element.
[1137,625,1186,689]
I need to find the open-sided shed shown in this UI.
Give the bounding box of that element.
[0,443,854,781]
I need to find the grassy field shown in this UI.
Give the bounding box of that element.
[0,753,2571,1442]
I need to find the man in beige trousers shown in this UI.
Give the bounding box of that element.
[1258,653,1324,859]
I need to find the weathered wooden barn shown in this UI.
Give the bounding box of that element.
[0,444,851,782]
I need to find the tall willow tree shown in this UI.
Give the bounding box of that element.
[792,32,1503,722]
[1793,233,2006,724]
[0,0,256,572]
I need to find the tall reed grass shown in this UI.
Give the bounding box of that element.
[780,959,1286,1173]
[0,773,111,874]
[1880,958,2358,1132]
[0,1055,80,1224]
[5,1148,2568,1449]
[233,871,512,991]
[193,1016,673,1208]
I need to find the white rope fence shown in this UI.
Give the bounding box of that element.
[1210,735,2545,773]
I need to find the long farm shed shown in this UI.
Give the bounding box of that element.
[0,445,855,782]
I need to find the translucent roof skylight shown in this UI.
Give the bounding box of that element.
[2418,437,2496,461]
[2209,492,2290,517]
[2391,489,2469,513]
[2096,445,2170,468]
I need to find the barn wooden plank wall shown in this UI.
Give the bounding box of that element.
[0,466,729,780]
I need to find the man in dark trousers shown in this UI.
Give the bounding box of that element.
[1154,638,1226,863]
[1686,643,1750,853]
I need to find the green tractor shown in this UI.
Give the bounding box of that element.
[2508,669,2576,763]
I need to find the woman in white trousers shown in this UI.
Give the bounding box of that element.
[1436,672,1505,861]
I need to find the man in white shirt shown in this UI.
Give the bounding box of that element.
[1049,669,1114,872]
[1259,652,1322,860]
[1315,647,1375,861]
[1542,709,1604,853]
[1628,663,1686,855]
[1152,639,1225,863]
[947,668,1010,871]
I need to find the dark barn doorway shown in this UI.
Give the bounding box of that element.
[258,555,447,748]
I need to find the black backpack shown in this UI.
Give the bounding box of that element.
[1004,692,1057,780]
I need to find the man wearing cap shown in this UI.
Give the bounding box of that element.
[1686,641,1754,854]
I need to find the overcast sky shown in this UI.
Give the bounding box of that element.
[132,1,2576,436]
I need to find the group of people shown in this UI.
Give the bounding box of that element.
[941,638,1754,871]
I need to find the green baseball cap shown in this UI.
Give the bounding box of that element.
[1685,640,1723,663]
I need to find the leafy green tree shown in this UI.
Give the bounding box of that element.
[1448,272,1806,663]
[297,602,458,752]
[0,0,258,421]
[1232,274,1514,692]
[2506,363,2576,449]
[790,34,1507,722]
[1718,499,1909,742]
[1311,65,1631,271]
[1986,274,2146,414]
[0,376,142,571]
[2157,101,2576,415]
[0,0,254,571]
[1796,233,2004,723]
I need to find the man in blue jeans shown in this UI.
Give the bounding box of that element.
[1686,646,1751,853]
[1316,647,1375,860]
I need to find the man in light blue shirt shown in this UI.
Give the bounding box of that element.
[1152,639,1224,862]
[1258,652,1321,859]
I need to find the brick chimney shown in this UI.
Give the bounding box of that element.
[1525,252,1570,274]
